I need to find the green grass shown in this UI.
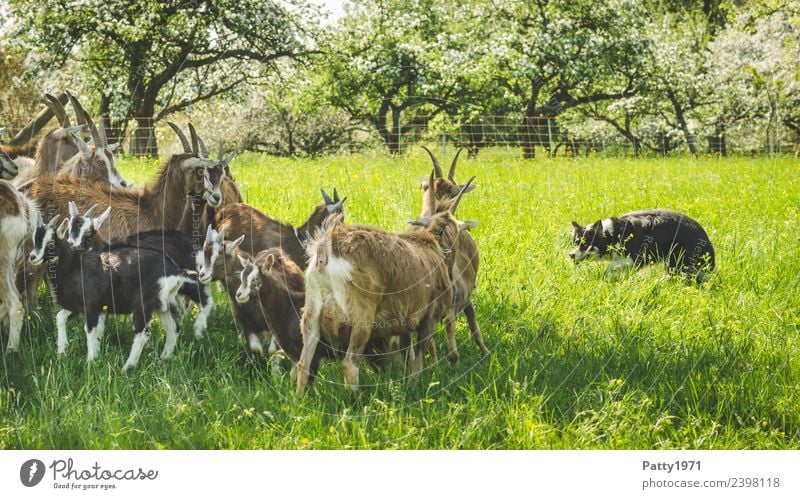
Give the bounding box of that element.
[1,149,799,449]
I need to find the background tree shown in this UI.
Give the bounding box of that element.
[323,0,482,153]
[8,0,319,156]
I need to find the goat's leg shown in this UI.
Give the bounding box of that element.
[342,324,370,393]
[122,311,151,373]
[84,310,102,362]
[444,309,459,365]
[55,309,74,354]
[96,312,107,341]
[157,308,179,360]
[195,284,213,340]
[410,318,436,384]
[5,286,23,353]
[296,301,322,397]
[247,332,264,356]
[463,301,490,356]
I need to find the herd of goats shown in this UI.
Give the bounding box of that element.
[0,94,489,395]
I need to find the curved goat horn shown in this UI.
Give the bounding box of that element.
[426,169,436,213]
[43,94,70,128]
[448,147,465,182]
[82,110,106,147]
[65,91,89,130]
[420,145,443,179]
[205,224,214,243]
[168,122,192,153]
[187,123,200,157]
[449,175,475,215]
[196,134,209,159]
[68,201,79,217]
[217,140,224,162]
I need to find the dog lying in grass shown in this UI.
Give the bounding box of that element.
[569,209,715,282]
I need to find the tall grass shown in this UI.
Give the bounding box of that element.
[1,149,798,449]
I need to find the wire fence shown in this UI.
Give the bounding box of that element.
[2,114,798,158]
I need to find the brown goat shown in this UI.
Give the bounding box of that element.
[0,180,40,352]
[419,146,489,363]
[213,189,345,271]
[12,95,86,188]
[172,123,243,251]
[296,174,476,395]
[196,227,278,355]
[235,242,393,381]
[28,152,228,240]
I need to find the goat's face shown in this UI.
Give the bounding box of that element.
[196,226,244,284]
[70,132,127,188]
[184,162,226,208]
[420,176,475,202]
[569,221,610,263]
[235,254,262,303]
[29,215,64,265]
[66,202,110,250]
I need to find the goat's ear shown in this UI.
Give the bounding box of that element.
[56,218,69,239]
[106,142,120,152]
[458,220,478,230]
[93,207,111,230]
[571,221,582,232]
[226,235,245,255]
[406,216,432,227]
[236,254,251,269]
[419,177,430,190]
[259,253,276,274]
[68,201,78,217]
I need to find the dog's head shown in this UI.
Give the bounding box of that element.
[569,219,613,263]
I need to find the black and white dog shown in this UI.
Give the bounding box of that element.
[569,209,715,281]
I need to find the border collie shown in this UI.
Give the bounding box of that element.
[569,209,715,281]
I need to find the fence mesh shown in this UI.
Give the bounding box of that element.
[2,114,798,158]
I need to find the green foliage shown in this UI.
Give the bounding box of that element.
[1,151,798,449]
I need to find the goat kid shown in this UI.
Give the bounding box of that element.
[196,226,277,355]
[296,174,477,395]
[29,214,197,371]
[66,202,213,338]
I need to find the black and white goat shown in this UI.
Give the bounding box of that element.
[29,214,199,371]
[66,202,213,338]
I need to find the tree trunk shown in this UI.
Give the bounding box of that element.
[99,94,127,147]
[129,116,158,157]
[707,121,727,156]
[388,106,402,154]
[666,88,697,155]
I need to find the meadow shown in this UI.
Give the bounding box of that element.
[1,149,798,449]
